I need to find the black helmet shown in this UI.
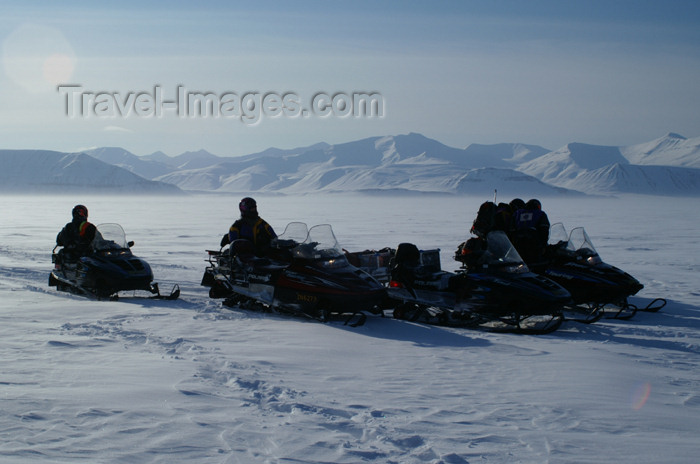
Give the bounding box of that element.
[72,204,88,221]
[509,198,525,211]
[525,198,542,211]
[526,199,542,211]
[239,197,258,218]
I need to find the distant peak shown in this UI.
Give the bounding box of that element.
[665,132,686,140]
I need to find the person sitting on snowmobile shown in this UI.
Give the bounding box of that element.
[221,197,277,258]
[510,198,550,265]
[509,198,526,213]
[493,202,513,233]
[470,201,497,238]
[56,204,98,260]
[461,201,507,269]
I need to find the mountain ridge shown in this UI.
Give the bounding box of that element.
[0,150,183,194]
[3,132,700,195]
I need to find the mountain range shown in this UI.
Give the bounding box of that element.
[0,150,181,194]
[2,132,699,196]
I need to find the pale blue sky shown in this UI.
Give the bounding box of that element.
[1,1,699,156]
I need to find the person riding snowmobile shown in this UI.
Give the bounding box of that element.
[56,204,97,260]
[221,197,277,257]
[510,198,550,265]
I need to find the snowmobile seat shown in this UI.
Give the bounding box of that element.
[247,258,289,275]
[229,239,288,273]
[230,239,256,264]
[55,247,89,265]
[271,238,298,249]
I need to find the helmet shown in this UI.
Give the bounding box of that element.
[72,204,88,221]
[525,199,542,211]
[496,202,510,212]
[239,197,258,218]
[509,198,525,211]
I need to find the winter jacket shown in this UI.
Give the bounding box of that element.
[221,216,277,257]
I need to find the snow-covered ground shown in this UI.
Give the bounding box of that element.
[1,193,699,463]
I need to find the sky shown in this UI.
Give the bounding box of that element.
[1,0,700,157]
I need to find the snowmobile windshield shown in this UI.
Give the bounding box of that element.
[272,222,309,249]
[484,230,528,273]
[566,227,602,264]
[278,222,309,243]
[567,227,601,264]
[548,222,568,246]
[293,224,347,265]
[92,223,129,251]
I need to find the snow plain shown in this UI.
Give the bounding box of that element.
[1,193,699,464]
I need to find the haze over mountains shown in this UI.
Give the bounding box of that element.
[2,132,699,196]
[0,150,181,194]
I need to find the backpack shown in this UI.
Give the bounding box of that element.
[470,201,496,238]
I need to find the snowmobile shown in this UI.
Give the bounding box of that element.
[49,223,180,300]
[201,222,386,326]
[532,223,664,321]
[353,231,570,334]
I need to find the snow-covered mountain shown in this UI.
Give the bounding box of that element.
[84,147,178,180]
[151,132,700,196]
[158,149,224,171]
[518,143,630,185]
[0,150,182,194]
[518,135,700,195]
[620,133,700,168]
[3,132,699,196]
[153,133,565,196]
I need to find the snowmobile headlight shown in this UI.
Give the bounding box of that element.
[504,263,528,274]
[316,257,349,269]
[586,255,602,265]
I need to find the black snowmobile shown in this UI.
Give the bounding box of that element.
[201,222,386,326]
[532,223,664,321]
[49,223,180,300]
[353,231,571,334]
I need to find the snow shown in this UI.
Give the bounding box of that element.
[1,193,699,463]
